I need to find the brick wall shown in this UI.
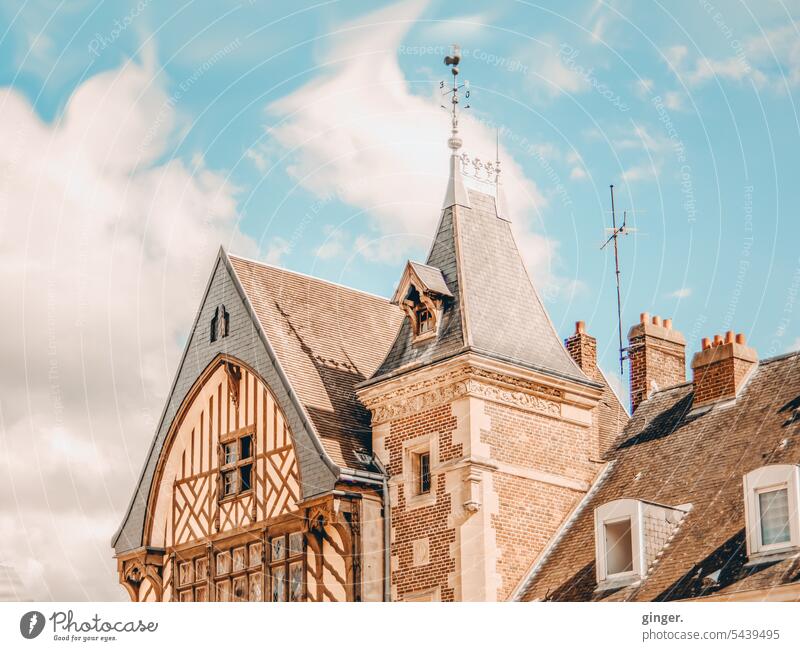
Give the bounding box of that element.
[482,401,598,599]
[691,337,758,406]
[628,315,686,413]
[386,404,460,601]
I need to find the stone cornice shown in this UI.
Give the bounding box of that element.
[361,364,564,424]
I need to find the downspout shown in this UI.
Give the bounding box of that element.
[371,456,392,602]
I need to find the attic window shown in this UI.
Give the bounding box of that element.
[416,304,434,335]
[744,465,800,560]
[604,518,633,575]
[594,498,689,589]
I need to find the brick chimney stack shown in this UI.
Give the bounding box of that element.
[628,313,686,413]
[564,320,597,373]
[691,331,757,407]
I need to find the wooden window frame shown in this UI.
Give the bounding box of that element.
[218,428,255,502]
[175,547,211,603]
[268,531,305,602]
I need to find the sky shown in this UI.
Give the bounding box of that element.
[1,0,799,600]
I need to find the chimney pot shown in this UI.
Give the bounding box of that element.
[664,318,672,330]
[701,337,711,350]
[640,312,649,324]
[691,331,758,406]
[652,315,662,327]
[576,320,585,334]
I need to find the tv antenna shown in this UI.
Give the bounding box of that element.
[600,184,637,374]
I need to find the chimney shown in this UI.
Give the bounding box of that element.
[564,320,597,372]
[691,331,757,407]
[628,313,686,413]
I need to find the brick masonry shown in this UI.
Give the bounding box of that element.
[627,316,686,413]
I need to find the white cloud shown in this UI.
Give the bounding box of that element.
[570,166,588,180]
[264,236,290,265]
[315,226,348,260]
[0,52,253,599]
[669,287,692,298]
[666,23,800,90]
[266,1,572,291]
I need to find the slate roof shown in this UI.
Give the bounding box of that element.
[407,261,453,298]
[516,351,800,601]
[229,255,404,470]
[368,189,593,387]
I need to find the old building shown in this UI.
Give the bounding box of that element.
[112,54,800,603]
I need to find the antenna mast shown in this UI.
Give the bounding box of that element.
[600,184,635,374]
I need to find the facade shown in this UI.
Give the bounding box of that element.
[112,98,800,603]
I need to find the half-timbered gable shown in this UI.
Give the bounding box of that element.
[114,249,402,601]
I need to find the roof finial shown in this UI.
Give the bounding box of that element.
[494,128,509,220]
[441,44,471,210]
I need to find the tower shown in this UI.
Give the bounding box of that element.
[356,47,609,601]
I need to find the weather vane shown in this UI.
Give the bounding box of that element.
[441,44,470,153]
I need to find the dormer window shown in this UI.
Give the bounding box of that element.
[594,498,689,590]
[743,464,800,561]
[391,261,453,343]
[416,304,434,335]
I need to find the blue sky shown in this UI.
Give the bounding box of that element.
[1,0,799,598]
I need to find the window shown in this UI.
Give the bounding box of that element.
[216,542,264,602]
[593,498,688,589]
[414,452,431,495]
[744,465,800,559]
[219,431,254,500]
[594,500,641,587]
[416,305,434,334]
[176,551,210,602]
[269,532,304,602]
[604,519,633,575]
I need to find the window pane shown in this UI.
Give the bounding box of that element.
[215,580,231,602]
[759,488,791,546]
[241,435,252,460]
[178,561,192,586]
[232,575,248,602]
[223,442,238,465]
[222,470,237,496]
[194,585,208,602]
[249,543,262,568]
[233,547,246,572]
[271,566,286,602]
[420,453,431,494]
[288,532,303,557]
[271,536,286,562]
[239,464,252,492]
[216,551,231,575]
[604,519,633,575]
[289,562,303,601]
[179,589,193,602]
[249,572,263,602]
[195,557,208,581]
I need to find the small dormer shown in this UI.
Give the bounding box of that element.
[594,498,691,590]
[391,261,453,343]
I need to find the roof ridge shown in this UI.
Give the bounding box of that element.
[228,252,391,303]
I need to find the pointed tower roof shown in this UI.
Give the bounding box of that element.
[366,188,594,387]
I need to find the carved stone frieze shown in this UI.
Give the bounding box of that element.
[363,366,563,424]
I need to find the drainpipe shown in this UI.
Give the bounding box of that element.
[371,456,392,602]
